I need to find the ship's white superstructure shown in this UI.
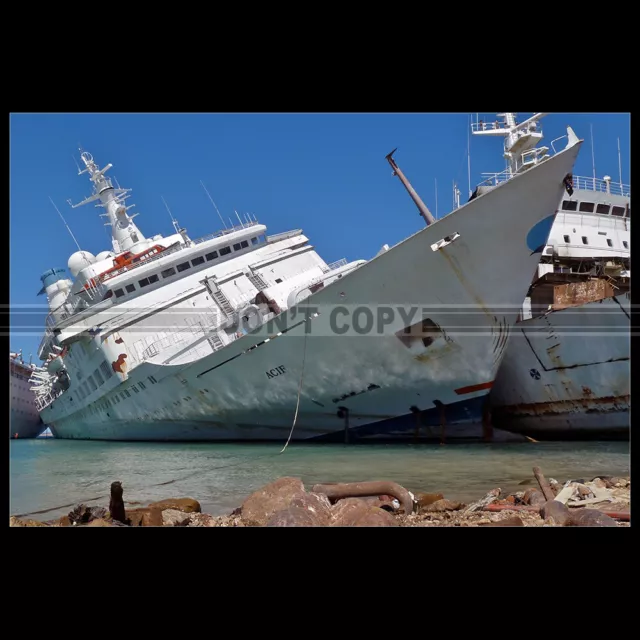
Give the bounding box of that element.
[474,113,630,439]
[10,351,45,439]
[31,128,583,442]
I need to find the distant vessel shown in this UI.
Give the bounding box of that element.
[474,114,631,439]
[30,122,582,442]
[10,351,46,438]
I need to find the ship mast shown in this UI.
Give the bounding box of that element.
[67,150,146,254]
[471,113,549,178]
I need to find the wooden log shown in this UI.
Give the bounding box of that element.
[532,466,556,502]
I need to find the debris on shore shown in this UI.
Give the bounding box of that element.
[9,467,630,528]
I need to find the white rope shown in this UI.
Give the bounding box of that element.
[279,316,311,454]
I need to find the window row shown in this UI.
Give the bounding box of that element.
[562,235,629,249]
[74,360,114,401]
[112,238,255,299]
[562,200,630,217]
[76,375,159,418]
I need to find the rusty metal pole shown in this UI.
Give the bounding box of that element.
[386,148,436,226]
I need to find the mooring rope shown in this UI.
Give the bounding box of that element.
[279,316,310,454]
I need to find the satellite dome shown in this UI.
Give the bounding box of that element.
[95,250,116,262]
[68,251,96,278]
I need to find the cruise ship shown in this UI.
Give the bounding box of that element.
[30,118,583,441]
[10,351,46,438]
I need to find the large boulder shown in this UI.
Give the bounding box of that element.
[267,493,332,527]
[126,507,163,526]
[162,509,192,526]
[540,500,571,526]
[330,498,398,527]
[421,499,463,513]
[568,509,618,527]
[147,498,201,513]
[523,488,546,507]
[415,493,445,509]
[241,477,306,526]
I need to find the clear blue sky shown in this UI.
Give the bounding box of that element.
[10,112,630,360]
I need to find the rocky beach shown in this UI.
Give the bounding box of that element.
[10,467,630,528]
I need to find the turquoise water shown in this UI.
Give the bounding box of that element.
[10,439,630,520]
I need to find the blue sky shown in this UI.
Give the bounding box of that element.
[10,112,630,360]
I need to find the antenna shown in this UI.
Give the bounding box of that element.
[467,115,472,198]
[200,181,227,229]
[72,154,82,174]
[235,210,245,228]
[161,195,180,233]
[617,137,623,191]
[590,123,596,189]
[435,178,438,219]
[48,197,81,251]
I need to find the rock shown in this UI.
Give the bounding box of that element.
[523,488,546,507]
[86,518,115,527]
[568,509,617,527]
[162,509,192,526]
[187,513,217,527]
[267,492,332,527]
[415,492,445,508]
[505,495,516,504]
[611,477,629,488]
[67,504,108,525]
[9,516,49,527]
[147,498,201,513]
[55,515,72,527]
[126,507,163,526]
[422,499,463,513]
[331,498,398,527]
[548,478,560,493]
[540,500,571,526]
[480,517,524,527]
[241,477,306,526]
[591,477,608,489]
[576,484,593,498]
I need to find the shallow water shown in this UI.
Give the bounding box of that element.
[10,439,630,520]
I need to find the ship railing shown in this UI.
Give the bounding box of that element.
[267,229,303,243]
[471,120,511,133]
[478,170,512,187]
[99,241,185,283]
[571,175,630,198]
[192,221,260,245]
[34,387,62,412]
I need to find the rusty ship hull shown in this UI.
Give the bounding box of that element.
[490,293,630,440]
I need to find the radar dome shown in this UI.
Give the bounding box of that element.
[96,250,116,262]
[68,250,97,278]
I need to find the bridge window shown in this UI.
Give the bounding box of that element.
[562,200,578,211]
[100,361,113,379]
[149,274,159,284]
[563,235,570,243]
[114,288,125,298]
[191,256,205,266]
[251,237,258,245]
[623,241,629,249]
[177,262,191,272]
[582,236,589,245]
[94,368,104,386]
[126,284,136,293]
[162,268,176,278]
[241,240,249,249]
[607,239,613,247]
[596,204,610,215]
[579,202,595,213]
[88,375,97,392]
[139,277,150,287]
[220,246,231,256]
[205,251,218,261]
[233,243,241,251]
[612,206,625,217]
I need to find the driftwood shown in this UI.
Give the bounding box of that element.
[311,481,414,514]
[483,503,630,521]
[532,466,556,502]
[463,488,501,514]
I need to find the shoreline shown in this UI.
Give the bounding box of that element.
[10,467,630,528]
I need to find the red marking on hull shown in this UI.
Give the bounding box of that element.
[454,381,494,396]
